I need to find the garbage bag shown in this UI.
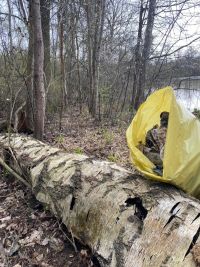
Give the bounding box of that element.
[126,86,200,198]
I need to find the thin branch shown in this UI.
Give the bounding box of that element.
[149,36,200,60]
[0,156,31,189]
[0,12,25,23]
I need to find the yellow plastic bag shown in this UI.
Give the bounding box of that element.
[126,86,200,198]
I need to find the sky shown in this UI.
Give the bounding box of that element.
[152,0,200,58]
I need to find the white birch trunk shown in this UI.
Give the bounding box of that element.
[0,134,199,267]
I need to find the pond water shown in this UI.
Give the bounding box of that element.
[175,89,200,111]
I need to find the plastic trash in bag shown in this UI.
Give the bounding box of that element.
[126,86,200,198]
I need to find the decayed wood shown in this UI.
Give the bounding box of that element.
[0,134,200,267]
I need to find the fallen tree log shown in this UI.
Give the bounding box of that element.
[0,134,200,267]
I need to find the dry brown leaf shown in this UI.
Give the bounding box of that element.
[0,216,11,222]
[19,229,43,246]
[41,237,49,246]
[49,237,64,252]
[0,223,6,229]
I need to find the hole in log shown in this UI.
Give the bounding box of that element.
[91,255,101,267]
[125,197,148,221]
[170,202,180,214]
[164,214,176,228]
[164,202,181,228]
[184,225,200,258]
[70,196,76,210]
[192,213,200,224]
[28,194,44,211]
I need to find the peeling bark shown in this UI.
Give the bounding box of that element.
[0,134,200,267]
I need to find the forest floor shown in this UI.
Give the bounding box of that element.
[44,107,132,170]
[0,107,134,267]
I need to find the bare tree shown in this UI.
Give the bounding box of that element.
[58,6,66,130]
[7,0,13,51]
[26,0,34,130]
[1,0,200,125]
[132,0,156,110]
[131,0,145,111]
[85,0,106,118]
[32,0,45,140]
[41,0,51,89]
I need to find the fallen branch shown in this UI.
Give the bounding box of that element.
[0,156,31,189]
[0,134,199,267]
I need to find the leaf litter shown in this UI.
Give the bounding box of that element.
[45,108,134,171]
[0,176,97,267]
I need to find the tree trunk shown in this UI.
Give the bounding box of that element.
[40,0,51,90]
[133,0,156,110]
[25,0,34,130]
[85,0,106,118]
[131,0,144,111]
[18,0,27,22]
[58,11,66,131]
[32,0,45,140]
[7,0,13,51]
[0,134,199,267]
[64,0,76,105]
[75,21,82,112]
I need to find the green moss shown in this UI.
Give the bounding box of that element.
[74,147,83,154]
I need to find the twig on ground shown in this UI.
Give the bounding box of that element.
[57,220,78,253]
[0,156,31,189]
[70,227,78,253]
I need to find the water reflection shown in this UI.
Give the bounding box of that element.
[175,89,200,111]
